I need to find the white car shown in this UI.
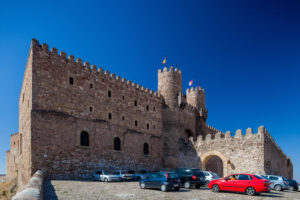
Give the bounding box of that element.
[92,170,120,182]
[203,171,219,184]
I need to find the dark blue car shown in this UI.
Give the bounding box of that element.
[139,171,180,192]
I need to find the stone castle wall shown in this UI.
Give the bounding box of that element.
[5,39,293,183]
[29,39,163,179]
[6,133,19,179]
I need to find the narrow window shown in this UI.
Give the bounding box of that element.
[114,137,121,151]
[69,77,74,85]
[143,143,149,155]
[89,107,93,112]
[122,95,125,100]
[153,124,156,129]
[134,100,137,106]
[153,107,156,112]
[108,113,112,120]
[108,90,111,98]
[135,120,138,127]
[90,84,93,89]
[122,116,125,121]
[80,131,89,146]
[146,105,149,111]
[147,123,149,130]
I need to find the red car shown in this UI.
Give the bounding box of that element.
[208,173,270,196]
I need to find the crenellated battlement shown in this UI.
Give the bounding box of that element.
[32,39,162,100]
[197,126,266,145]
[157,66,182,74]
[186,86,205,94]
[205,124,224,134]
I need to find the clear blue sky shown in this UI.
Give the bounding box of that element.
[0,0,299,180]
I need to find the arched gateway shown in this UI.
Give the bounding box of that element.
[201,151,229,178]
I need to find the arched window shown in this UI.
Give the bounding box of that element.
[114,137,121,151]
[143,143,149,155]
[80,131,89,146]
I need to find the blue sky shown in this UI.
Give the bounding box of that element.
[0,0,299,180]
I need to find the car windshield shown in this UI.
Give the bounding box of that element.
[261,175,268,179]
[282,177,288,182]
[212,173,219,178]
[254,175,264,179]
[127,171,135,174]
[137,170,147,174]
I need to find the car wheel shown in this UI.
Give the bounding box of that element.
[161,184,167,192]
[274,185,282,191]
[140,182,146,189]
[246,187,256,196]
[174,187,180,191]
[104,178,108,182]
[212,184,220,192]
[137,177,141,181]
[184,181,191,189]
[289,186,294,191]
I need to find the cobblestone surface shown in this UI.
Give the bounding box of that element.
[43,180,300,200]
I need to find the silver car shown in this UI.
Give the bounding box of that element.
[112,170,135,181]
[262,175,289,191]
[92,170,120,182]
[203,171,219,184]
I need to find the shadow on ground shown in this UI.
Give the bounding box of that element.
[43,180,58,200]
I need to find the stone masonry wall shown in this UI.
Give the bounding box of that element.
[264,130,293,178]
[195,127,266,177]
[29,39,163,179]
[6,133,19,179]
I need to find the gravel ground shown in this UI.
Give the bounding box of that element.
[43,180,300,200]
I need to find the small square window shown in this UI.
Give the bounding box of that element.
[108,90,111,98]
[122,116,125,120]
[135,120,138,127]
[90,84,93,89]
[108,113,112,119]
[122,96,125,100]
[69,77,74,85]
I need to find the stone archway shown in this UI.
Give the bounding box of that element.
[201,151,229,178]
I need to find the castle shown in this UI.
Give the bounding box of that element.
[6,39,293,185]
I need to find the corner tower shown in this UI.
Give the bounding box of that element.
[158,66,182,108]
[186,87,207,121]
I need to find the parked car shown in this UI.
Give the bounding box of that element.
[139,171,180,192]
[112,170,135,181]
[92,170,120,182]
[133,170,150,181]
[208,173,271,196]
[203,171,220,184]
[171,168,206,189]
[298,181,300,191]
[287,179,298,191]
[262,175,289,191]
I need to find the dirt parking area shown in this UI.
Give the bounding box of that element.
[43,180,300,200]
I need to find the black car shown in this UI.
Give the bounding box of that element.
[171,168,206,189]
[287,179,298,191]
[139,171,180,192]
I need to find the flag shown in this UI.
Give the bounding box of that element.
[189,80,193,87]
[162,57,166,65]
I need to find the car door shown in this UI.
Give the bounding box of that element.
[235,174,252,192]
[144,173,159,188]
[95,171,101,180]
[221,175,238,191]
[269,176,278,189]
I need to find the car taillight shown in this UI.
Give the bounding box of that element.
[192,175,197,180]
[165,173,168,179]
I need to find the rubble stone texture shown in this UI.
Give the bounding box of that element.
[6,39,293,185]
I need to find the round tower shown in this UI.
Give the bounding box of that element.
[186,87,207,120]
[158,66,182,108]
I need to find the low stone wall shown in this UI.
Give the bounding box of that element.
[12,170,44,200]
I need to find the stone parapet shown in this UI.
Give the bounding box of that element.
[12,170,44,200]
